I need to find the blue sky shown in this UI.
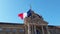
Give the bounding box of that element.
[0,0,60,26]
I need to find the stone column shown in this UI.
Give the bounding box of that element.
[42,25,44,34]
[28,24,31,34]
[32,25,33,34]
[46,25,50,34]
[34,25,36,34]
[25,25,27,34]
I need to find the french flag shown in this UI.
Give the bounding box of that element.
[18,11,31,19]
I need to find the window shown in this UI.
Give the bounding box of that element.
[12,29,17,32]
[19,29,24,32]
[6,28,10,32]
[0,28,2,32]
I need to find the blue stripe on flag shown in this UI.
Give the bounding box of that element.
[27,9,32,17]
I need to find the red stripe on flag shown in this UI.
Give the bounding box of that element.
[18,13,23,19]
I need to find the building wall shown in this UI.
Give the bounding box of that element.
[48,26,60,34]
[0,23,60,34]
[0,24,25,34]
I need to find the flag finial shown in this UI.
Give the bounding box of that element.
[30,4,32,9]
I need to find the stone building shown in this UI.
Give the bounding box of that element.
[0,9,60,34]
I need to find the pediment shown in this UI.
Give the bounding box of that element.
[24,9,48,25]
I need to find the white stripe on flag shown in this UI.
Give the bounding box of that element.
[23,13,27,18]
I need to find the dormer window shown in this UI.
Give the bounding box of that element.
[32,15,36,18]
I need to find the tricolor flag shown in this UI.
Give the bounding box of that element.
[18,10,32,19]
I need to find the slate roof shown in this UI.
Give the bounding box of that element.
[0,22,24,25]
